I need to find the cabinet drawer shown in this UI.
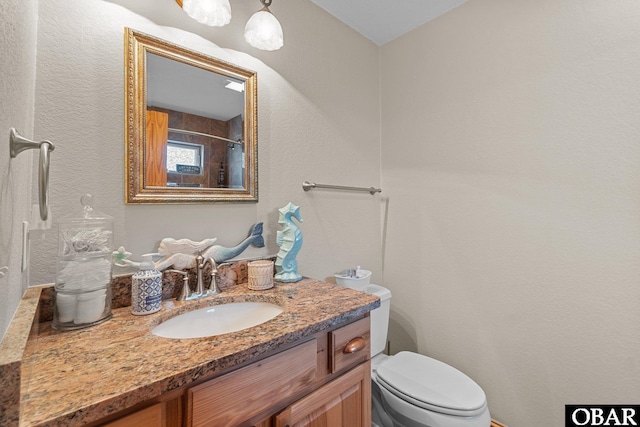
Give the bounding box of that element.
[187,339,317,427]
[329,317,370,374]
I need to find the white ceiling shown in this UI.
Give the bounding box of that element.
[310,0,468,46]
[146,53,244,121]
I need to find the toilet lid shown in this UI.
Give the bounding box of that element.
[376,352,487,415]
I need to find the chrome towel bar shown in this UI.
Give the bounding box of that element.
[168,128,243,146]
[302,181,381,195]
[10,128,55,221]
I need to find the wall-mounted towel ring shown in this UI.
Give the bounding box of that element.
[10,128,55,221]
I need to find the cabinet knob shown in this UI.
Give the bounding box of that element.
[343,337,366,354]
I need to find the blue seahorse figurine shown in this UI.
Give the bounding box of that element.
[275,202,303,282]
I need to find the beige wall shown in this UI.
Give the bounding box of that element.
[381,0,640,425]
[28,0,382,289]
[0,0,38,337]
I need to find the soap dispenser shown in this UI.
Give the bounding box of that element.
[131,254,163,315]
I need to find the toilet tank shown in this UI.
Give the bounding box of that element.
[364,284,392,357]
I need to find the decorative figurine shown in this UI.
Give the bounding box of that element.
[203,222,265,262]
[112,246,133,265]
[112,223,264,271]
[155,237,220,270]
[158,237,218,256]
[275,202,303,282]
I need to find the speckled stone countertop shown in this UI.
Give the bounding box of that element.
[15,278,379,427]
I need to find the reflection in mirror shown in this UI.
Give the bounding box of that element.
[125,28,257,203]
[146,53,245,189]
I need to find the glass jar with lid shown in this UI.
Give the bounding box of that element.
[53,194,113,330]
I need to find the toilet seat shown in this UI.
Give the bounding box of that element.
[375,351,487,417]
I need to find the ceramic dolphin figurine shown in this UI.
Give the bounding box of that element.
[203,222,265,263]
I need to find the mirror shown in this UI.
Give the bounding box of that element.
[125,28,258,203]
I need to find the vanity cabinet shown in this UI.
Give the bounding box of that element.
[98,316,371,427]
[187,316,371,427]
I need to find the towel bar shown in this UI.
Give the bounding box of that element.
[302,181,381,195]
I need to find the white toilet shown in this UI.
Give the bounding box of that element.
[365,284,491,427]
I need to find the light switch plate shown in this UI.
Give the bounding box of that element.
[22,221,29,272]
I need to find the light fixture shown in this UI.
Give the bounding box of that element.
[225,79,245,92]
[244,0,284,51]
[176,0,232,27]
[176,0,284,51]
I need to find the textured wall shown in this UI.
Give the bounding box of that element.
[29,0,382,291]
[380,0,640,425]
[0,0,38,339]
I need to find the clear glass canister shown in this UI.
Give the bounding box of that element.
[53,194,113,330]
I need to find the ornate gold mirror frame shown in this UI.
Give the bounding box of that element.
[125,28,258,203]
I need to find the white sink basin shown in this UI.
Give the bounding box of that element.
[151,302,283,339]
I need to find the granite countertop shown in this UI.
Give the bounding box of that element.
[14,278,379,427]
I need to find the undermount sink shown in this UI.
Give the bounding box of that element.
[151,302,283,339]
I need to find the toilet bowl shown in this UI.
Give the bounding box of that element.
[362,284,491,427]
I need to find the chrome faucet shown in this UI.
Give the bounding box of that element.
[196,252,219,297]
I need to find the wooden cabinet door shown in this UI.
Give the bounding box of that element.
[251,417,273,427]
[145,109,168,186]
[274,361,371,427]
[101,403,162,427]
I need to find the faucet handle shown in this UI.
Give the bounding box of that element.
[204,258,220,296]
[166,269,190,301]
[210,262,232,293]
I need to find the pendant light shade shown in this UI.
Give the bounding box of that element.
[244,1,284,51]
[181,0,231,27]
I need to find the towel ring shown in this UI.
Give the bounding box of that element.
[10,128,55,221]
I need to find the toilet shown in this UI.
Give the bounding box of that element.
[364,284,491,427]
